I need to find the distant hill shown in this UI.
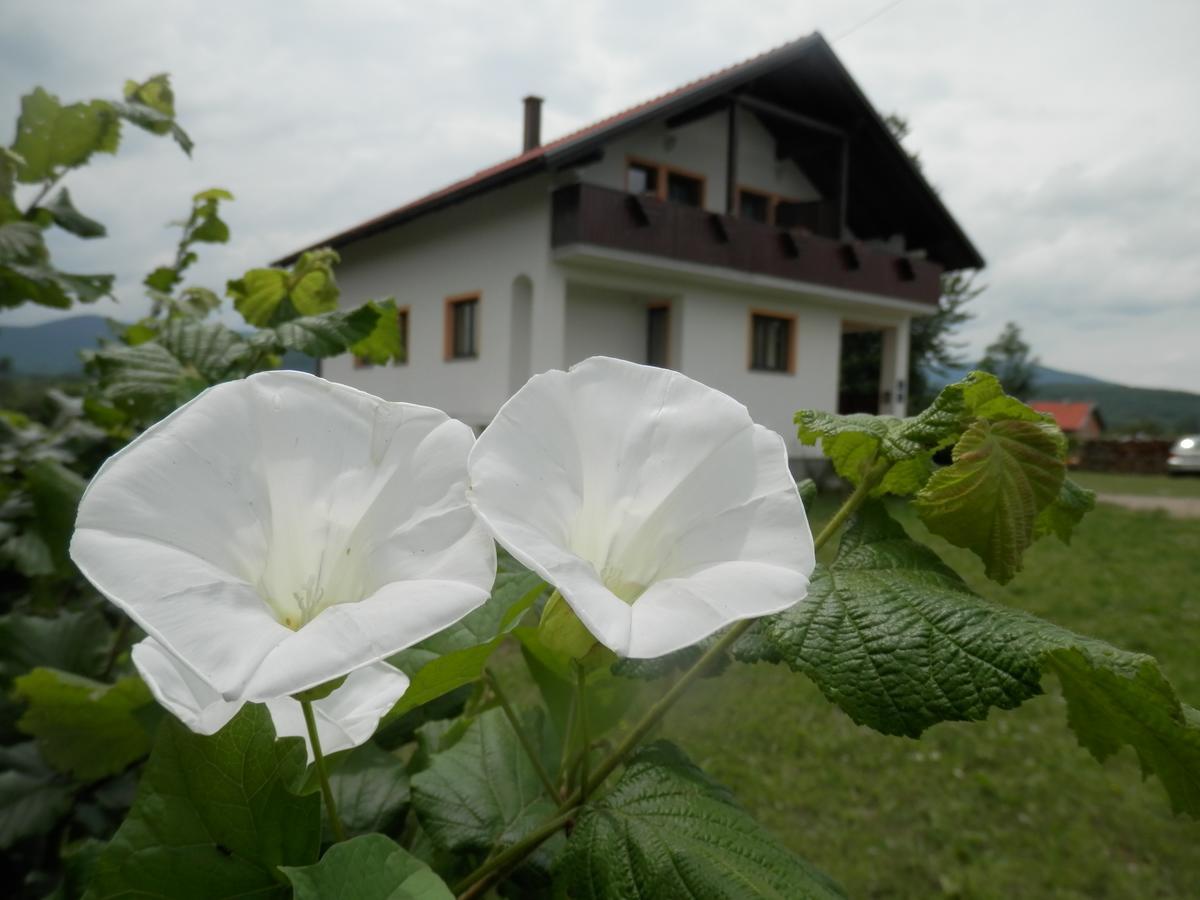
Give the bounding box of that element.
[0,315,316,376]
[927,364,1200,435]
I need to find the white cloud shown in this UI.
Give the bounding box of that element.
[2,0,1198,390]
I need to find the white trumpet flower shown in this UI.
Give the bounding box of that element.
[72,371,496,741]
[468,356,814,658]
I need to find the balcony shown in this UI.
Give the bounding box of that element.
[550,183,943,305]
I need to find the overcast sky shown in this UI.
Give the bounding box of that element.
[3,0,1198,390]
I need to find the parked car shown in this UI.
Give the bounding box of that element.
[1167,435,1200,476]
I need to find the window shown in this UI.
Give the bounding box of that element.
[628,162,659,196]
[750,312,793,373]
[738,188,771,224]
[445,294,479,360]
[666,171,703,207]
[626,159,706,208]
[646,303,670,368]
[354,306,409,368]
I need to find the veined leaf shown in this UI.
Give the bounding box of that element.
[1035,476,1096,544]
[229,249,340,327]
[14,669,154,781]
[282,834,453,900]
[557,741,844,899]
[326,741,410,839]
[349,299,405,364]
[269,304,382,358]
[0,609,110,684]
[38,188,106,238]
[913,418,1064,583]
[86,704,320,900]
[748,502,1200,816]
[115,73,193,155]
[11,88,119,183]
[0,742,73,850]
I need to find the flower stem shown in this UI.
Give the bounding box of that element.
[456,462,891,896]
[484,667,559,800]
[575,662,590,808]
[300,698,345,843]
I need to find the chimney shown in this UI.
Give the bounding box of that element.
[522,95,543,152]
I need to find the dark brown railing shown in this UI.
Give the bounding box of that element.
[551,183,943,305]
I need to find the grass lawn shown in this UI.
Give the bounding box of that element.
[660,500,1200,898]
[1072,470,1200,499]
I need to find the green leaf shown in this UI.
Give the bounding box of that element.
[1035,476,1096,544]
[37,187,106,238]
[327,741,410,838]
[282,834,453,900]
[411,707,561,866]
[1,259,113,309]
[0,742,73,850]
[913,418,1064,583]
[749,502,1200,816]
[558,741,844,899]
[143,265,179,292]
[11,89,119,183]
[228,268,288,325]
[0,610,110,684]
[14,669,153,781]
[115,73,193,155]
[349,299,405,364]
[268,304,382,358]
[87,704,320,899]
[0,220,45,261]
[26,458,86,573]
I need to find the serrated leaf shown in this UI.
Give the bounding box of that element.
[87,704,320,900]
[913,418,1064,582]
[349,299,405,364]
[1035,476,1095,544]
[411,707,560,868]
[14,669,153,781]
[282,834,453,900]
[38,187,106,238]
[228,267,288,325]
[0,609,110,684]
[327,741,410,838]
[749,502,1200,816]
[115,74,192,155]
[558,741,844,899]
[0,220,45,261]
[270,304,381,358]
[11,89,119,183]
[0,742,73,850]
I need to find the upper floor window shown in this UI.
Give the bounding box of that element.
[445,294,479,360]
[355,306,410,368]
[626,159,705,209]
[750,311,793,373]
[738,188,772,224]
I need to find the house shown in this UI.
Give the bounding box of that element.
[1030,401,1105,440]
[280,33,983,457]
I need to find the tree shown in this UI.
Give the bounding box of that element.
[978,320,1038,398]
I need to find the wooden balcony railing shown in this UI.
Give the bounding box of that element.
[551,183,943,305]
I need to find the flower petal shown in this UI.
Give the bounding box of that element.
[73,371,495,700]
[469,357,814,658]
[266,663,411,761]
[131,638,244,735]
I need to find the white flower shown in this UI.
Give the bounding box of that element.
[468,356,814,658]
[132,637,409,761]
[71,371,496,734]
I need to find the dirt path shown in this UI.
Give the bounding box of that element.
[1095,493,1200,519]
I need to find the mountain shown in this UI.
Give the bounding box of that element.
[929,363,1107,388]
[0,315,316,376]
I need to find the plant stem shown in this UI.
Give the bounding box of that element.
[455,463,890,896]
[454,809,577,899]
[575,662,590,808]
[24,173,63,217]
[484,667,558,800]
[300,698,345,843]
[101,615,131,679]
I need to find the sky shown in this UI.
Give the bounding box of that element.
[2,0,1198,390]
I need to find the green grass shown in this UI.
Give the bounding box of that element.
[1072,470,1200,499]
[660,501,1200,898]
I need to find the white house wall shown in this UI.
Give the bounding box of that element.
[564,283,648,365]
[321,178,558,427]
[574,107,820,211]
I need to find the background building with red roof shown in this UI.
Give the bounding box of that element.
[1030,401,1105,440]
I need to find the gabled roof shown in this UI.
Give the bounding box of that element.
[1030,401,1104,433]
[277,33,984,271]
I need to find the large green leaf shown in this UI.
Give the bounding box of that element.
[229,249,340,326]
[0,742,74,850]
[268,304,383,358]
[0,610,110,684]
[326,741,410,839]
[11,88,119,183]
[86,704,320,900]
[748,502,1200,816]
[913,418,1064,583]
[25,458,86,573]
[410,707,560,867]
[282,834,453,900]
[1,259,113,309]
[557,741,844,899]
[349,299,406,364]
[14,669,153,782]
